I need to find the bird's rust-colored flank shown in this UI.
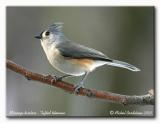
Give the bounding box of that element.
[71,58,94,70]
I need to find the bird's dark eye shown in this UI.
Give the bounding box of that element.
[45,31,50,36]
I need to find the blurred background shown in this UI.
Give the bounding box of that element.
[7,7,154,117]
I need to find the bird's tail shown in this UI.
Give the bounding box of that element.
[106,60,140,72]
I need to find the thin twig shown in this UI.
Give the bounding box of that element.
[6,59,154,105]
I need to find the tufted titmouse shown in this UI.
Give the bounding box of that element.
[35,22,140,93]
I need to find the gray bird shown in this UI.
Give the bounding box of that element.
[35,22,140,93]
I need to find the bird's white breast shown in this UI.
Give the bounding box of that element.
[41,41,85,76]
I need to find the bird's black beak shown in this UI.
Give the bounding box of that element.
[34,35,41,39]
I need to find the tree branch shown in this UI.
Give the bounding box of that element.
[6,59,154,105]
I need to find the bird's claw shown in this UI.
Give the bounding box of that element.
[74,83,84,94]
[46,75,63,82]
[25,76,31,80]
[53,75,72,81]
[53,76,63,81]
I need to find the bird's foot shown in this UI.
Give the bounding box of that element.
[45,75,62,82]
[25,76,31,80]
[46,74,72,82]
[54,75,72,81]
[74,82,84,94]
[24,73,31,80]
[53,76,63,81]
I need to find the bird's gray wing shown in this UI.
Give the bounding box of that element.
[56,41,112,62]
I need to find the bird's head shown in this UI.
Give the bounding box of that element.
[35,22,64,44]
